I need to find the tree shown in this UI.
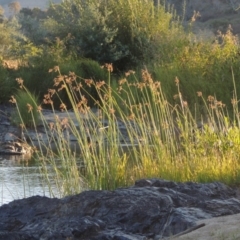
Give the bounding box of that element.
[24,0,181,69]
[0,5,4,23]
[18,8,48,44]
[8,1,21,15]
[42,0,128,64]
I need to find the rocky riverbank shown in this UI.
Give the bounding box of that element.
[0,104,145,155]
[0,104,33,155]
[0,179,240,239]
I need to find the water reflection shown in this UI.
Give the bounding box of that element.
[0,144,140,206]
[0,155,59,206]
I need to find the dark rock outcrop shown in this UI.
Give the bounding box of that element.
[0,140,33,155]
[0,179,240,239]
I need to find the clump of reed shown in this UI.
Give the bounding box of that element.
[13,64,240,198]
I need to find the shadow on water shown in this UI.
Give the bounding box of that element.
[0,154,59,206]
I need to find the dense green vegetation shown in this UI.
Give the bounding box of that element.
[2,0,240,195]
[0,0,240,112]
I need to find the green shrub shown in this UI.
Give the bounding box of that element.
[56,59,109,108]
[106,0,181,67]
[11,88,39,127]
[35,0,180,69]
[6,57,109,109]
[0,65,14,103]
[149,28,240,117]
[41,0,128,66]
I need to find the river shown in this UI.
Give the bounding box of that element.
[0,154,59,206]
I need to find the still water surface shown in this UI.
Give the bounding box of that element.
[0,155,59,206]
[0,145,136,206]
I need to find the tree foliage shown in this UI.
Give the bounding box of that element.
[8,1,21,15]
[0,16,20,59]
[42,0,129,64]
[17,0,179,69]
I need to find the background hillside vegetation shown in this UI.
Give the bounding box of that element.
[0,0,239,113]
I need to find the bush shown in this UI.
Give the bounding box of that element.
[36,0,180,69]
[55,59,109,108]
[11,88,39,127]
[106,0,181,67]
[0,65,14,103]
[150,28,240,117]
[41,0,128,65]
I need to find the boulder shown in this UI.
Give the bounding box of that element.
[0,179,240,239]
[0,141,33,155]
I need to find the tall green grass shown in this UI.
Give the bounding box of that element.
[149,26,240,115]
[10,86,39,128]
[13,64,240,198]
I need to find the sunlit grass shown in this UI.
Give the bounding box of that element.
[12,63,240,198]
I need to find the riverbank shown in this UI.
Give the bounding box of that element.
[2,108,240,239]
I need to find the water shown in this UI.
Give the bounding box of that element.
[0,154,59,206]
[0,143,138,206]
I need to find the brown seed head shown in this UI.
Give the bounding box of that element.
[175,77,179,86]
[209,104,216,109]
[128,113,135,120]
[9,95,17,104]
[197,91,202,97]
[49,122,55,130]
[182,101,188,107]
[48,89,56,97]
[216,101,223,107]
[60,103,67,111]
[105,63,113,72]
[58,85,66,92]
[75,82,83,91]
[118,78,127,85]
[137,82,146,91]
[27,103,33,112]
[65,76,72,84]
[16,78,24,88]
[141,69,153,83]
[69,71,77,81]
[154,81,161,89]
[231,98,238,106]
[207,95,215,102]
[96,81,105,89]
[53,66,60,72]
[61,117,69,128]
[125,70,135,77]
[37,105,42,112]
[85,79,94,87]
[109,108,115,115]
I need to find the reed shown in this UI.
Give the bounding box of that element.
[12,64,240,198]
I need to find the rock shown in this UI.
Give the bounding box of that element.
[0,141,33,155]
[3,132,18,142]
[0,179,240,239]
[0,121,10,126]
